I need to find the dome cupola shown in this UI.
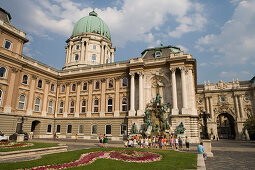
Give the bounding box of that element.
[72,10,111,40]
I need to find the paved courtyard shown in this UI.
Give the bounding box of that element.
[205,140,255,170]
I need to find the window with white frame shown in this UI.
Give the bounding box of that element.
[70,101,75,113]
[155,51,161,58]
[81,100,86,113]
[82,82,87,91]
[48,100,54,113]
[71,83,76,92]
[106,124,111,135]
[47,124,52,133]
[56,124,61,133]
[106,59,109,64]
[95,81,100,90]
[61,85,65,93]
[78,124,84,134]
[121,124,127,135]
[107,98,113,112]
[92,54,96,63]
[108,79,113,89]
[93,99,99,113]
[4,40,12,50]
[22,74,28,84]
[37,79,43,88]
[50,84,55,92]
[76,45,79,50]
[93,45,96,50]
[67,124,72,133]
[0,67,6,78]
[122,97,128,112]
[0,89,3,107]
[34,97,41,112]
[122,77,128,87]
[91,124,97,134]
[18,94,26,110]
[59,101,64,113]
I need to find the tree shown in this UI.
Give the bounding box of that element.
[244,115,255,140]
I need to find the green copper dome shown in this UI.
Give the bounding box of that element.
[72,11,111,40]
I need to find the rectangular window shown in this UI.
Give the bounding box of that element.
[59,101,64,113]
[56,125,61,133]
[67,125,72,134]
[91,125,97,135]
[78,125,84,134]
[106,125,111,135]
[47,124,52,133]
[121,124,127,135]
[93,45,96,50]
[4,40,12,50]
[48,100,54,113]
[92,54,96,64]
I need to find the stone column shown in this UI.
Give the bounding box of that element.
[55,84,60,117]
[100,43,105,64]
[65,46,69,64]
[64,82,70,118]
[75,81,81,118]
[170,67,178,115]
[85,41,89,64]
[234,95,240,119]
[238,95,244,118]
[4,67,18,113]
[180,67,188,114]
[114,77,120,117]
[100,79,106,117]
[205,97,210,114]
[81,40,85,62]
[209,97,214,121]
[68,42,73,63]
[129,72,135,116]
[137,72,144,116]
[188,68,196,112]
[27,75,37,115]
[41,80,50,117]
[87,80,92,117]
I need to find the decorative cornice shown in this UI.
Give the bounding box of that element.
[11,67,19,73]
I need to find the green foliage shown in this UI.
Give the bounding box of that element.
[244,115,255,134]
[0,148,197,170]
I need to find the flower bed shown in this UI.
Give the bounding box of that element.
[0,142,34,149]
[27,151,162,170]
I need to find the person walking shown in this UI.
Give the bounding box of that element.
[185,136,190,151]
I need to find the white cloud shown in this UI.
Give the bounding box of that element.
[220,70,251,79]
[177,45,189,52]
[196,0,255,65]
[3,0,206,47]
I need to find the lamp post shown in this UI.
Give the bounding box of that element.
[199,111,210,139]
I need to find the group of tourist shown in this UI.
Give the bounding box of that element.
[125,135,190,150]
[98,134,108,147]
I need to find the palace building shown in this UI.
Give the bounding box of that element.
[0,8,254,142]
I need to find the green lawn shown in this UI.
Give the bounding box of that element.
[0,142,59,152]
[0,147,197,170]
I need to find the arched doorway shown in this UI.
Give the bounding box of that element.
[217,113,236,139]
[31,120,40,138]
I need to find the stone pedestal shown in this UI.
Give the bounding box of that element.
[17,134,24,142]
[202,139,213,157]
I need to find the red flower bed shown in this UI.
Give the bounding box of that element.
[27,151,162,170]
[0,142,33,149]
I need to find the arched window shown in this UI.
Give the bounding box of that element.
[76,45,79,50]
[0,89,3,107]
[108,79,114,89]
[50,84,55,92]
[93,99,99,113]
[61,85,65,93]
[82,82,87,91]
[71,83,76,92]
[95,81,100,90]
[107,98,113,112]
[70,101,75,113]
[105,124,111,135]
[22,75,28,84]
[34,97,41,112]
[48,100,54,113]
[0,67,7,78]
[122,97,128,112]
[91,124,97,134]
[18,94,26,110]
[122,77,128,87]
[74,54,79,61]
[37,79,43,88]
[81,100,86,113]
[4,40,12,50]
[59,101,64,113]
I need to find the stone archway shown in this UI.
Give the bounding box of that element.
[217,113,236,139]
[31,120,41,138]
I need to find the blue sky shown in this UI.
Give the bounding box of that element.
[1,0,254,84]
